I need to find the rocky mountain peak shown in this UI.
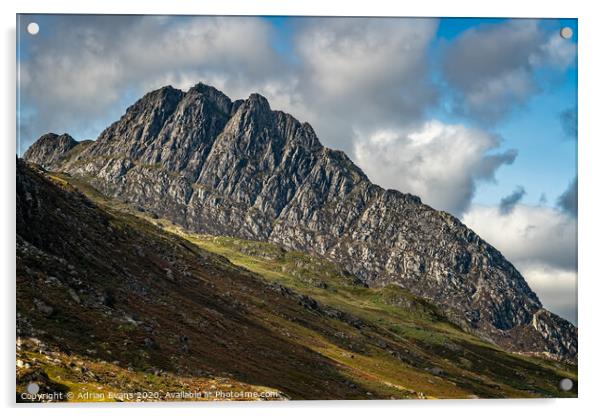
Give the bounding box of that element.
[130,85,184,116]
[22,133,79,170]
[24,82,577,363]
[246,92,271,110]
[226,93,273,133]
[186,82,233,114]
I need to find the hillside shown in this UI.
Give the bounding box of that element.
[16,161,577,400]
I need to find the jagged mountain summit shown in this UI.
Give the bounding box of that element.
[22,133,79,170]
[24,82,577,362]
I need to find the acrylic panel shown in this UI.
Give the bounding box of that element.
[16,14,578,402]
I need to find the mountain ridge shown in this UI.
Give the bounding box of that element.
[23,82,577,363]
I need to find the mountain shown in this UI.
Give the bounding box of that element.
[23,82,577,363]
[16,160,577,400]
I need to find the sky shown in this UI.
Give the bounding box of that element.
[16,15,578,324]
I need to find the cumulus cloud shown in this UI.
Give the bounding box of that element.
[499,186,526,215]
[442,19,576,123]
[462,204,577,323]
[557,177,578,217]
[291,18,439,148]
[353,121,517,216]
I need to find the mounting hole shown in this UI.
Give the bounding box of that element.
[559,378,573,391]
[27,22,39,35]
[560,27,573,40]
[27,382,40,395]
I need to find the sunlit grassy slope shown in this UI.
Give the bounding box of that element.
[166,228,578,399]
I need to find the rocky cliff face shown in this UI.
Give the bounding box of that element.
[25,82,577,362]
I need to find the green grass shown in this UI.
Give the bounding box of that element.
[158,228,577,399]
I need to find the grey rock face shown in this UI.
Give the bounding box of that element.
[25,82,577,362]
[22,133,80,170]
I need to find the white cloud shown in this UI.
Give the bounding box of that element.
[461,68,535,121]
[295,18,435,100]
[353,121,516,215]
[532,33,577,69]
[292,18,439,150]
[461,204,577,322]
